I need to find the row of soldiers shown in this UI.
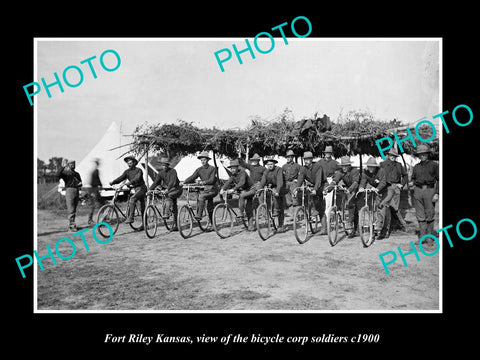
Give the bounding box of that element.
[55,144,438,243]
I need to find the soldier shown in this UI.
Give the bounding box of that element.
[87,158,103,226]
[296,151,325,223]
[379,147,408,233]
[110,156,147,226]
[259,156,287,232]
[148,157,183,231]
[184,151,219,228]
[282,149,301,214]
[358,157,391,239]
[238,153,266,201]
[220,159,255,231]
[331,156,360,238]
[409,144,439,244]
[55,158,83,231]
[314,145,340,234]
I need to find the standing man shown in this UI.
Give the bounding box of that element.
[220,159,255,231]
[109,156,147,226]
[282,150,301,216]
[259,156,287,232]
[184,151,219,228]
[148,157,183,231]
[409,144,439,244]
[87,158,103,226]
[331,156,360,238]
[314,145,339,234]
[296,151,325,222]
[55,158,83,231]
[358,157,391,239]
[380,148,408,233]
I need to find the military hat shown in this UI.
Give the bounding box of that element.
[67,159,76,165]
[365,157,379,167]
[124,156,138,164]
[415,144,431,155]
[303,151,314,159]
[250,153,261,161]
[323,145,333,153]
[228,159,240,167]
[286,149,295,157]
[263,155,278,164]
[159,157,171,165]
[197,151,211,160]
[387,148,399,157]
[340,156,352,166]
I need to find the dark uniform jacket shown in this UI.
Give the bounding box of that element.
[111,167,145,187]
[359,167,388,193]
[222,169,253,192]
[56,166,82,189]
[149,167,182,192]
[314,158,339,178]
[238,158,266,183]
[282,162,301,182]
[333,167,360,193]
[380,159,407,186]
[297,163,325,192]
[411,160,439,194]
[259,166,285,192]
[184,164,218,191]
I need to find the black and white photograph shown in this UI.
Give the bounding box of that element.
[34,38,441,312]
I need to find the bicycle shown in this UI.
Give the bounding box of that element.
[143,189,176,239]
[357,187,382,247]
[324,184,351,246]
[96,185,144,237]
[255,186,280,241]
[292,185,319,244]
[177,183,211,239]
[212,191,252,238]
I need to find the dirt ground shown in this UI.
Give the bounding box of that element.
[36,201,439,311]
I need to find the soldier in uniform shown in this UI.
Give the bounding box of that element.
[409,144,439,244]
[220,159,255,231]
[379,148,408,233]
[358,157,391,239]
[55,158,83,231]
[184,151,219,228]
[282,149,301,216]
[148,157,183,231]
[259,156,287,232]
[315,145,339,234]
[110,156,147,226]
[238,153,266,201]
[331,156,360,238]
[296,151,325,222]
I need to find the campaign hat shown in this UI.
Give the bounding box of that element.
[286,149,295,157]
[415,144,430,155]
[197,151,211,160]
[387,148,399,157]
[365,157,379,167]
[263,155,278,164]
[250,153,261,161]
[340,156,352,166]
[124,156,138,165]
[302,151,314,159]
[323,145,333,153]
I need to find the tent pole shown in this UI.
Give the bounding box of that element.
[212,149,219,180]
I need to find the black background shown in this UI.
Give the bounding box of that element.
[5,4,478,356]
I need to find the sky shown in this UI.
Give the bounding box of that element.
[35,38,440,162]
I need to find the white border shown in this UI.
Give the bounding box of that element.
[33,37,443,314]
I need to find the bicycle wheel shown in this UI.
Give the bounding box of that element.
[358,206,374,247]
[129,201,144,231]
[178,205,194,239]
[144,205,158,239]
[327,207,339,246]
[159,200,175,231]
[293,206,309,244]
[213,203,234,238]
[96,204,119,237]
[256,203,273,241]
[197,207,210,232]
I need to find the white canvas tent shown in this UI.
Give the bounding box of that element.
[58,122,157,197]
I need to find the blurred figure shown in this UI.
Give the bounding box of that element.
[282,150,301,214]
[87,158,103,226]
